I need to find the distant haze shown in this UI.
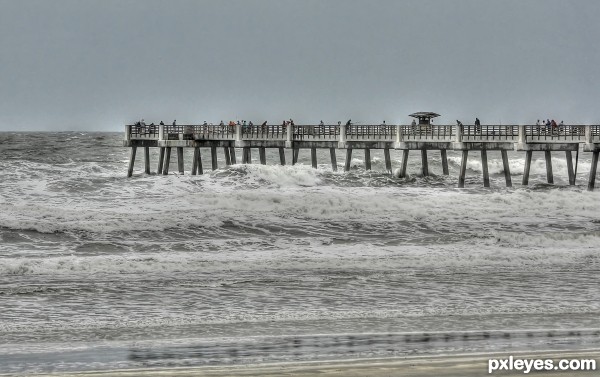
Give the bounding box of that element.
[1,0,599,131]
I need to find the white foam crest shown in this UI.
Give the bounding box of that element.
[1,186,600,235]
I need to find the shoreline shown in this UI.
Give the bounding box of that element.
[21,349,600,377]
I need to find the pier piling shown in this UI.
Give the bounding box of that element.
[458,150,468,188]
[330,148,337,171]
[481,150,490,188]
[545,151,553,184]
[211,146,218,170]
[441,150,449,175]
[192,148,198,175]
[344,149,353,171]
[177,147,184,174]
[127,146,137,177]
[144,146,150,174]
[421,150,429,176]
[157,147,165,175]
[364,149,371,170]
[566,151,575,185]
[230,147,237,164]
[163,147,171,175]
[224,147,231,166]
[384,148,392,173]
[311,148,317,168]
[522,151,532,185]
[196,148,204,174]
[588,151,599,191]
[292,147,299,165]
[278,147,286,165]
[259,147,267,165]
[501,150,512,187]
[400,150,409,178]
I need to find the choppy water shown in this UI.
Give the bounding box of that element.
[1,132,599,374]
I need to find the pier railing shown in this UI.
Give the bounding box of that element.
[461,125,519,141]
[243,125,287,140]
[346,124,396,141]
[293,125,339,140]
[401,125,454,141]
[524,125,586,142]
[126,124,600,144]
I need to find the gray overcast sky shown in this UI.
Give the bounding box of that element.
[1,0,599,131]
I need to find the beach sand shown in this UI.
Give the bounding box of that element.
[26,350,600,377]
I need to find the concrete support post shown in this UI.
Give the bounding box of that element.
[311,147,318,168]
[158,124,165,141]
[481,149,490,188]
[588,151,599,191]
[395,125,402,144]
[286,124,293,145]
[144,146,150,174]
[230,147,237,164]
[458,150,468,188]
[125,125,132,141]
[420,149,429,176]
[566,151,575,185]
[585,125,593,144]
[384,148,392,173]
[127,146,137,177]
[157,147,165,174]
[196,148,204,174]
[344,149,352,171]
[456,124,463,142]
[400,150,409,178]
[235,123,242,143]
[339,125,347,144]
[330,148,337,171]
[364,149,371,170]
[259,147,267,165]
[224,147,232,166]
[163,147,171,175]
[441,150,449,175]
[279,147,286,165]
[292,147,299,165]
[501,150,512,187]
[177,147,184,174]
[522,150,532,185]
[192,148,199,175]
[518,125,526,144]
[545,150,553,184]
[211,146,218,170]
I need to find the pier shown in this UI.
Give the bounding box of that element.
[124,118,600,191]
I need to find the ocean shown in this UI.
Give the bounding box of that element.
[0,132,599,374]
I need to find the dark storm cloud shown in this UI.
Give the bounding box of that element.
[1,0,599,130]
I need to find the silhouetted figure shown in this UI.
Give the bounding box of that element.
[475,117,481,133]
[261,121,267,126]
[172,120,176,126]
[346,119,351,126]
[159,121,164,125]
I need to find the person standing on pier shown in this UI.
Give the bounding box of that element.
[346,119,352,126]
[475,117,481,134]
[172,120,176,126]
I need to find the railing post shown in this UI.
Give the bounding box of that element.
[396,124,402,144]
[518,125,526,144]
[339,124,347,147]
[158,124,164,141]
[586,125,593,144]
[235,123,242,142]
[285,124,293,148]
[125,125,132,141]
[455,124,463,142]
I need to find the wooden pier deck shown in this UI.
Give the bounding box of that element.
[124,123,600,191]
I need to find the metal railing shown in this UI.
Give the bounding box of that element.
[525,125,586,142]
[461,125,519,141]
[242,125,286,139]
[401,125,454,140]
[293,125,339,140]
[346,124,396,140]
[126,124,600,143]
